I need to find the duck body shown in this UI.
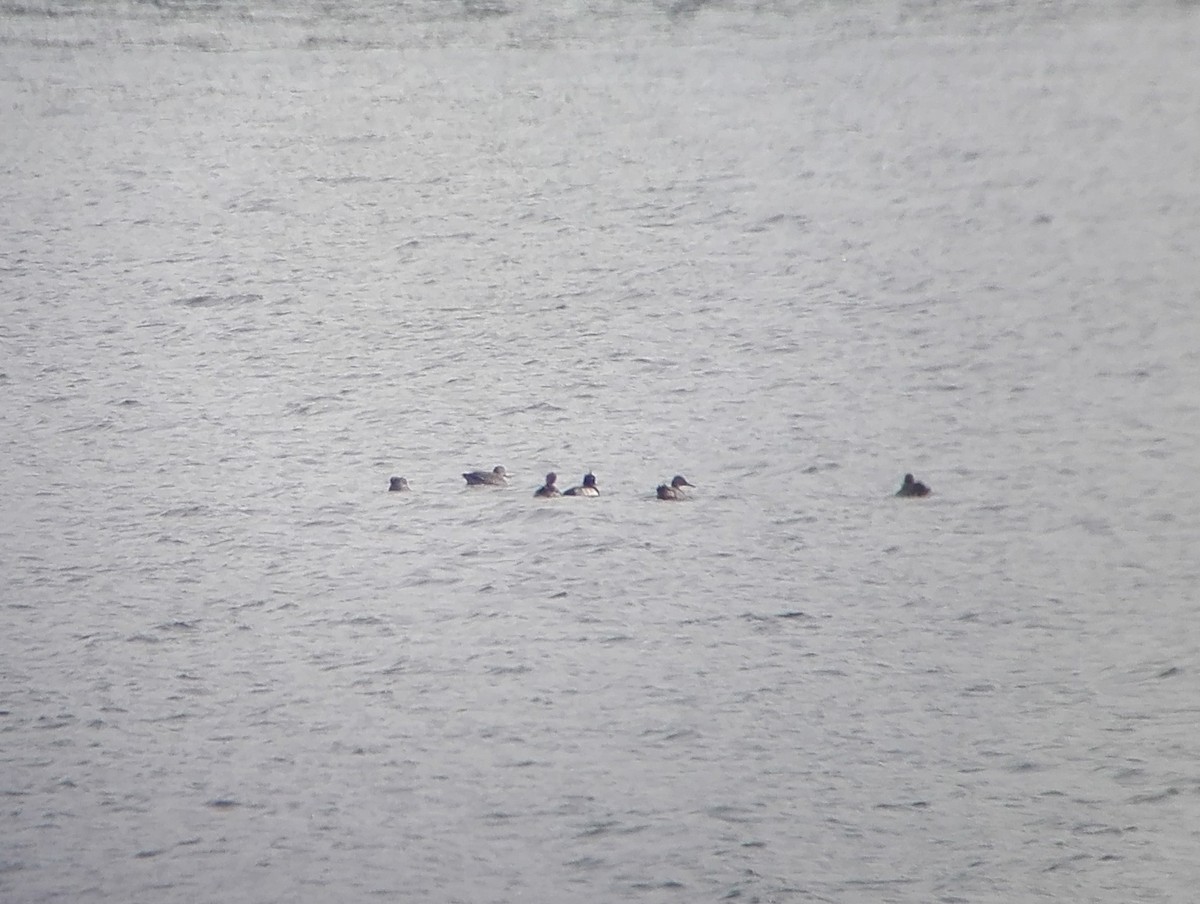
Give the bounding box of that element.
[656,475,694,500]
[463,466,509,486]
[534,472,561,497]
[563,473,599,496]
[895,473,931,497]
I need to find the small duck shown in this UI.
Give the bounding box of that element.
[534,472,560,497]
[656,475,694,500]
[388,476,411,492]
[896,473,931,497]
[463,466,509,486]
[563,472,600,497]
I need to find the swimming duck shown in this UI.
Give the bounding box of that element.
[388,476,411,492]
[895,473,931,497]
[656,475,694,500]
[534,472,560,497]
[463,466,509,486]
[563,472,599,497]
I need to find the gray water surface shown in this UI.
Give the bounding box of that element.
[3,1,1200,902]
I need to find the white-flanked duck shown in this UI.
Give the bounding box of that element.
[563,472,599,497]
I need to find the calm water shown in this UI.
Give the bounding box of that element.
[3,1,1200,902]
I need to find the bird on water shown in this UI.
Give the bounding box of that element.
[534,472,560,497]
[563,472,600,497]
[656,475,694,500]
[895,473,931,497]
[463,466,509,486]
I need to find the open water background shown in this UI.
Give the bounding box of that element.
[3,1,1200,901]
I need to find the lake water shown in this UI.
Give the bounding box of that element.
[3,1,1199,901]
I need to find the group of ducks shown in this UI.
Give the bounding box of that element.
[388,467,695,500]
[388,468,931,500]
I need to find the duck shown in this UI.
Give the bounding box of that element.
[463,466,509,486]
[534,472,560,497]
[656,475,694,500]
[388,476,411,492]
[895,473,931,497]
[563,472,599,497]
